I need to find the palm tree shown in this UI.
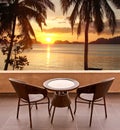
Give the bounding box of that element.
[111,0,120,8]
[0,0,55,70]
[60,0,119,70]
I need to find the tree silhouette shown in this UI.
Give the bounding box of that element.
[60,0,119,70]
[0,0,55,70]
[0,33,29,70]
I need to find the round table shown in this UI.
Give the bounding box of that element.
[43,78,79,123]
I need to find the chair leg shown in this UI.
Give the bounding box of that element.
[74,96,78,114]
[89,101,94,127]
[28,103,32,128]
[51,106,56,124]
[69,105,74,120]
[103,97,107,118]
[49,105,52,112]
[17,98,20,119]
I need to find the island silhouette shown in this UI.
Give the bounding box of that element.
[33,36,120,45]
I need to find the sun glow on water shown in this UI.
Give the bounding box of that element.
[46,45,51,65]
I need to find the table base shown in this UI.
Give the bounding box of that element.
[50,93,74,123]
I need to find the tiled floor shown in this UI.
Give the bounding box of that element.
[0,93,120,130]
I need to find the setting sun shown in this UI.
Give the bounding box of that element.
[36,32,58,44]
[46,37,52,43]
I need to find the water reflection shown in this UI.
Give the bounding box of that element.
[17,44,120,70]
[46,45,51,65]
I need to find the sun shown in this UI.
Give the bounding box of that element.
[36,32,57,44]
[46,37,52,43]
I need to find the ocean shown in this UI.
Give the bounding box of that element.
[0,43,120,70]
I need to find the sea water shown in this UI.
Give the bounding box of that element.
[0,44,120,70]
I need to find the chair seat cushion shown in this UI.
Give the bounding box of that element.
[28,94,44,102]
[80,93,94,101]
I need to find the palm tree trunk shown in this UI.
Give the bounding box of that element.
[4,0,19,70]
[4,16,16,70]
[84,19,90,70]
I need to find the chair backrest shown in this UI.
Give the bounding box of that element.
[93,77,115,101]
[9,78,29,101]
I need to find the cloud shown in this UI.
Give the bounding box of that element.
[74,19,120,35]
[43,27,72,33]
[42,19,120,36]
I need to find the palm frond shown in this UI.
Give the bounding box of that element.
[17,5,38,19]
[77,20,82,36]
[92,0,104,33]
[41,0,55,11]
[78,0,92,23]
[18,5,46,30]
[23,34,33,49]
[69,0,81,32]
[109,0,120,8]
[24,0,55,12]
[79,1,87,22]
[102,0,116,34]
[18,15,35,38]
[60,0,76,14]
[34,2,47,19]
[23,0,47,18]
[0,3,14,33]
[35,14,46,30]
[0,0,54,36]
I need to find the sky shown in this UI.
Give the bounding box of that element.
[33,0,120,44]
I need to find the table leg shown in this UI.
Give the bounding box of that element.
[51,92,74,123]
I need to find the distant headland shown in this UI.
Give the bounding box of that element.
[34,36,120,44]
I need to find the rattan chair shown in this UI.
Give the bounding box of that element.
[9,78,50,128]
[74,77,115,126]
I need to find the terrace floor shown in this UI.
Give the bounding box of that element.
[0,93,120,130]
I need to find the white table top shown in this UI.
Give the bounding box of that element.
[43,78,79,91]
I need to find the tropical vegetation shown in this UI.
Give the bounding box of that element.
[60,0,120,70]
[0,0,55,70]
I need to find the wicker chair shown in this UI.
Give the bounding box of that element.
[9,78,50,128]
[74,77,115,126]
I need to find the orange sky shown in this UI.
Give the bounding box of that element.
[33,0,120,44]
